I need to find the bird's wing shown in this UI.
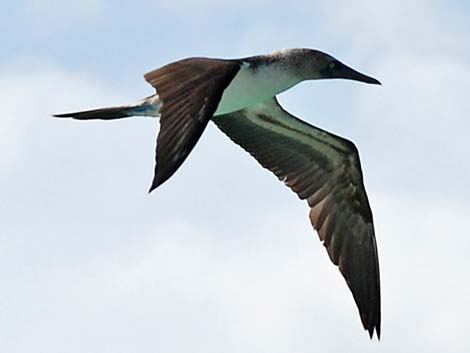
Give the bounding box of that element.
[144,58,240,191]
[212,97,380,338]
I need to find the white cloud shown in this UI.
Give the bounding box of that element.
[2,191,469,352]
[0,67,128,176]
[2,1,470,352]
[24,0,105,21]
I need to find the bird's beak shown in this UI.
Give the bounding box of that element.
[337,64,381,85]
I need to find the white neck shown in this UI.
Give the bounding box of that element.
[214,61,301,116]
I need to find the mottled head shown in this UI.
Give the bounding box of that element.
[287,48,381,85]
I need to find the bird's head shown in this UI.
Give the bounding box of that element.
[291,48,381,85]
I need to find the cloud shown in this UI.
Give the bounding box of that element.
[2,190,469,352]
[356,52,470,199]
[272,0,470,202]
[0,67,127,176]
[2,1,470,352]
[24,0,105,21]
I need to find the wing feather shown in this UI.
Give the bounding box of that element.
[144,58,240,191]
[212,98,381,338]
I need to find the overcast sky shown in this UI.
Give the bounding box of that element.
[1,1,469,352]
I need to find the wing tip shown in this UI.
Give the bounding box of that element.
[365,319,381,340]
[367,327,380,340]
[148,173,166,193]
[148,180,159,193]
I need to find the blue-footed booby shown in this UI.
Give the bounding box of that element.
[54,48,381,338]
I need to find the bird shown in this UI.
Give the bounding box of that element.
[54,48,381,338]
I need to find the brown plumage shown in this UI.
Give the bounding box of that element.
[144,58,240,191]
[212,98,380,338]
[53,48,382,338]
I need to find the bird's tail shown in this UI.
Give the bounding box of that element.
[53,95,161,120]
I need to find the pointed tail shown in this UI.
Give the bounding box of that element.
[53,95,161,120]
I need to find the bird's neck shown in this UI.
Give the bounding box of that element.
[215,59,302,116]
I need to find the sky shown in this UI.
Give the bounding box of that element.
[1,0,469,352]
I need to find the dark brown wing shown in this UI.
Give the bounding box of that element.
[144,58,240,191]
[212,98,380,338]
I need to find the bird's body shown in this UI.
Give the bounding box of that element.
[216,57,300,115]
[54,48,382,338]
[138,51,305,118]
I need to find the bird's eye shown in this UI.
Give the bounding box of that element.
[329,62,336,69]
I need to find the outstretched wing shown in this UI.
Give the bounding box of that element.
[144,58,240,191]
[212,98,380,338]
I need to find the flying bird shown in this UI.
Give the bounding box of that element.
[54,48,381,338]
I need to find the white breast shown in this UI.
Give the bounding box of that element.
[214,61,300,116]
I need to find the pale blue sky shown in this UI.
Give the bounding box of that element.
[1,1,469,352]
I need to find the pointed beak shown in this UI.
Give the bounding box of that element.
[337,64,381,85]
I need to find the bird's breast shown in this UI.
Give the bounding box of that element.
[214,62,299,116]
